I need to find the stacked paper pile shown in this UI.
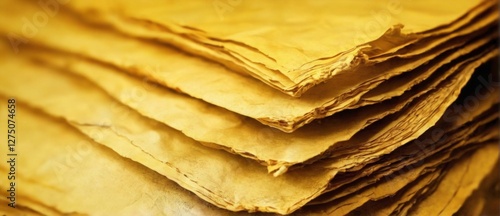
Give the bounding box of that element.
[0,0,498,215]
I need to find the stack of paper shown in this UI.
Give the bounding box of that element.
[0,0,498,215]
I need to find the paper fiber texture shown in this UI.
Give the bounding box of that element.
[4,52,496,216]
[344,142,499,216]
[1,0,497,132]
[407,143,499,215]
[8,91,493,215]
[1,48,497,214]
[455,160,500,216]
[397,135,499,215]
[352,170,445,216]
[307,132,500,216]
[317,50,498,170]
[66,0,491,96]
[0,0,496,171]
[299,108,499,214]
[0,51,339,214]
[311,103,500,205]
[0,1,497,214]
[15,33,496,175]
[317,76,500,200]
[0,99,245,216]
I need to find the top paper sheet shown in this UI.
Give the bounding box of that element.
[68,0,486,96]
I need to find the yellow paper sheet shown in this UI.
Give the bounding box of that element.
[0,53,340,214]
[1,0,496,132]
[0,99,245,216]
[408,144,499,215]
[312,106,499,205]
[13,34,496,174]
[66,0,493,96]
[302,142,499,215]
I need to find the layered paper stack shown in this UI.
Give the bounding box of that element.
[0,0,498,215]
